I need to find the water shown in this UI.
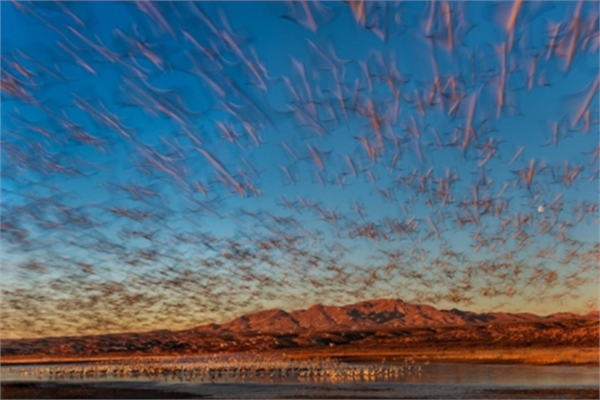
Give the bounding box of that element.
[2,360,598,399]
[2,359,598,386]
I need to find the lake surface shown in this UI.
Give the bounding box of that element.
[2,361,598,399]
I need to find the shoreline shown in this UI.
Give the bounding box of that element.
[2,346,598,366]
[281,346,600,366]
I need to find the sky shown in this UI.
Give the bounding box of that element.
[1,1,599,339]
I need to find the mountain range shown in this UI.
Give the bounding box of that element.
[199,298,594,334]
[2,298,597,362]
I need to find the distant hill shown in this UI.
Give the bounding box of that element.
[199,298,593,334]
[1,298,597,362]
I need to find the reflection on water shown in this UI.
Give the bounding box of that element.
[412,362,599,387]
[2,357,599,389]
[2,355,422,384]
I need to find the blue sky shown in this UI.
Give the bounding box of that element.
[1,1,599,337]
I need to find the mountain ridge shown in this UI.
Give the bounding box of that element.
[195,298,597,334]
[2,298,597,363]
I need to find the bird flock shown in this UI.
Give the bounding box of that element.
[4,354,423,383]
[1,1,599,339]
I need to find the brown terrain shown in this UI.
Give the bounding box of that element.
[2,299,598,365]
